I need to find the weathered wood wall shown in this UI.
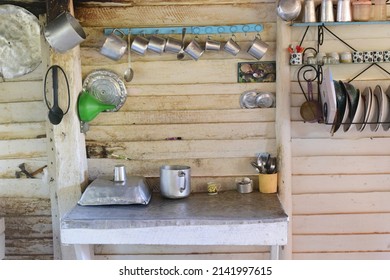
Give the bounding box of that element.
[0,62,53,259]
[75,0,277,259]
[290,23,390,259]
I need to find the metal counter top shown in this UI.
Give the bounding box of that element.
[62,191,288,229]
[60,191,288,260]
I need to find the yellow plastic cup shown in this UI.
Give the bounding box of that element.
[258,173,278,193]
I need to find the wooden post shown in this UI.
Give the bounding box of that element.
[44,0,88,259]
[275,16,293,260]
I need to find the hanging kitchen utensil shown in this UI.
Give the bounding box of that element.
[0,4,41,79]
[77,90,116,122]
[44,65,70,125]
[44,11,86,53]
[177,28,186,60]
[82,69,127,112]
[124,32,134,82]
[298,65,322,123]
[300,79,322,122]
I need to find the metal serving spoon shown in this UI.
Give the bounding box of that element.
[176,28,186,60]
[124,32,134,82]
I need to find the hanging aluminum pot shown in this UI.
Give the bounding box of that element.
[44,12,86,53]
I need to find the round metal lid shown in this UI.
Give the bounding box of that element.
[82,69,127,112]
[239,90,258,109]
[0,4,41,79]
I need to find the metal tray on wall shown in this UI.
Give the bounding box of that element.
[82,69,127,112]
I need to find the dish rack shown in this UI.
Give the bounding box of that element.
[292,23,390,134]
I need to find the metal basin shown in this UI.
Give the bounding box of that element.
[78,176,152,206]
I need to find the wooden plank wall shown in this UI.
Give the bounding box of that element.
[290,24,390,259]
[75,0,277,259]
[0,62,53,259]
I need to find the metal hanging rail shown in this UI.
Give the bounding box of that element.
[104,24,263,36]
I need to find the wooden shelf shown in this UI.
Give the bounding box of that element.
[291,21,390,27]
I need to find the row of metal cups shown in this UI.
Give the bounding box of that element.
[100,28,269,61]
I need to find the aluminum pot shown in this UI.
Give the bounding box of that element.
[44,12,86,53]
[160,165,191,199]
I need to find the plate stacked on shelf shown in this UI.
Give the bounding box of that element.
[383,86,390,131]
[340,81,358,132]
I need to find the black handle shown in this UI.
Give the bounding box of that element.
[52,65,59,108]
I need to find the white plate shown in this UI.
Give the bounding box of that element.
[368,92,379,131]
[383,85,390,131]
[373,85,385,131]
[359,87,372,132]
[352,89,365,131]
[320,68,337,125]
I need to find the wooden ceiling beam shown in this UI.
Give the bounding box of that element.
[46,0,71,22]
[1,1,46,16]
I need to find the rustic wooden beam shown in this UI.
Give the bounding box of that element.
[42,0,88,260]
[46,0,70,22]
[1,1,46,16]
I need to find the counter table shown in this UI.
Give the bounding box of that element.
[61,191,288,260]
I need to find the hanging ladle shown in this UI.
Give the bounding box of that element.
[176,27,186,60]
[124,31,134,82]
[44,65,70,125]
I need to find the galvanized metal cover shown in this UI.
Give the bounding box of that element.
[0,5,41,79]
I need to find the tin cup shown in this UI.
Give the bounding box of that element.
[247,36,268,60]
[100,29,127,61]
[131,35,149,55]
[205,37,221,51]
[147,35,166,54]
[184,37,204,61]
[113,164,127,183]
[223,36,241,56]
[164,36,182,53]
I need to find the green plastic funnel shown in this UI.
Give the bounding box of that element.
[78,90,116,122]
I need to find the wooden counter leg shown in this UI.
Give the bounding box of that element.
[74,244,94,260]
[270,246,280,260]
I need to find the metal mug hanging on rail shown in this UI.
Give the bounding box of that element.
[100,29,127,60]
[247,34,268,60]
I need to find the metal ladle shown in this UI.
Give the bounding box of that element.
[176,28,186,60]
[251,162,261,173]
[124,32,134,82]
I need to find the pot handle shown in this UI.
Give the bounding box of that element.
[178,171,186,193]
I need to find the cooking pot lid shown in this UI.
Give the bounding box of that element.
[0,4,41,79]
[82,69,127,112]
